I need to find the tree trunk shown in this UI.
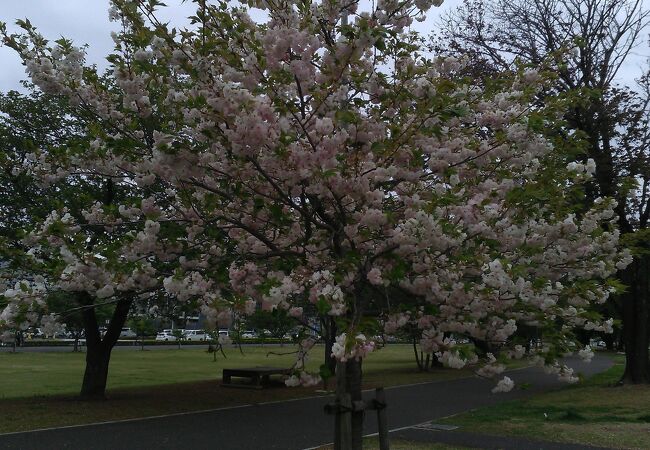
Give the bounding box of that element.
[324,318,338,375]
[620,255,650,384]
[79,294,132,399]
[412,336,426,371]
[81,344,112,399]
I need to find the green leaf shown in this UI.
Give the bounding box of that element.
[335,109,357,124]
[316,297,331,315]
[319,363,333,380]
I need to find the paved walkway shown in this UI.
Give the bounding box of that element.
[0,355,613,450]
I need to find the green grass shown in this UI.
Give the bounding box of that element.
[0,346,300,398]
[0,344,474,399]
[317,436,471,449]
[439,354,650,449]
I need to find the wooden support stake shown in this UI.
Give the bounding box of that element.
[376,387,389,450]
[334,361,352,450]
[340,393,353,450]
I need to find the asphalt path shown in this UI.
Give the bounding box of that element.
[0,355,613,450]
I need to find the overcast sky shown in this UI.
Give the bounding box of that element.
[0,0,193,91]
[0,0,647,93]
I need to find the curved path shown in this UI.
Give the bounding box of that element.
[0,355,612,450]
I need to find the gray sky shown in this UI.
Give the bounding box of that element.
[0,0,197,91]
[0,0,647,93]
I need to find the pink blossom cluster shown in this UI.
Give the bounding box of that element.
[491,376,515,393]
[331,333,377,362]
[0,279,48,331]
[476,354,506,379]
[284,371,322,387]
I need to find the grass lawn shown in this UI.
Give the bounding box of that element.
[439,354,650,449]
[317,436,471,449]
[0,344,473,398]
[1,345,303,399]
[0,344,476,433]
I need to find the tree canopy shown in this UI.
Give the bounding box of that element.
[0,0,632,443]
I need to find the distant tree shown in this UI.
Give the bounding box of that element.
[128,316,156,350]
[0,85,184,399]
[171,328,184,349]
[246,309,295,346]
[438,0,650,384]
[0,88,84,250]
[47,291,111,352]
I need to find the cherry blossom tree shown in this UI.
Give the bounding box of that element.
[436,0,650,384]
[1,0,631,444]
[0,110,181,398]
[0,77,229,399]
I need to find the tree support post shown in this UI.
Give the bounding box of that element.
[325,369,390,450]
[375,387,389,450]
[333,361,352,450]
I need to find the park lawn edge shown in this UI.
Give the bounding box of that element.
[438,355,650,450]
[316,436,472,450]
[0,345,482,434]
[0,372,477,434]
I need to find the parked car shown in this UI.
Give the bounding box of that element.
[241,330,257,339]
[282,330,300,340]
[155,329,184,341]
[184,329,207,341]
[167,329,185,336]
[120,328,137,338]
[25,328,44,339]
[52,330,71,339]
[218,329,229,336]
[590,339,607,348]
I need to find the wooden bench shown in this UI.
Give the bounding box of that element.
[222,367,291,389]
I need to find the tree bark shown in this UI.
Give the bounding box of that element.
[412,336,422,370]
[620,255,650,384]
[412,336,433,371]
[80,343,112,399]
[323,317,338,375]
[79,294,132,399]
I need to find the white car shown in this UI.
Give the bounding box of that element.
[120,328,137,338]
[241,330,257,339]
[184,330,208,341]
[155,330,184,341]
